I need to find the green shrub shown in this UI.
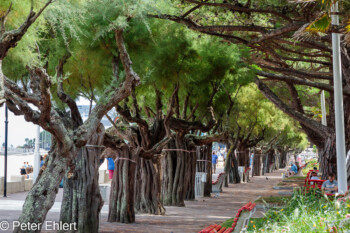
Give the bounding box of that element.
[302,159,318,176]
[247,189,350,232]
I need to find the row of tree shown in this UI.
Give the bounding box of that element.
[0,0,311,232]
[160,0,350,179]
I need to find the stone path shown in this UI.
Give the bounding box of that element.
[99,168,285,233]
[0,167,285,233]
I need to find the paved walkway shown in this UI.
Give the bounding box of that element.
[99,168,285,233]
[0,167,284,233]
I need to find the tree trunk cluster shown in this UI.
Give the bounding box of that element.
[108,145,138,223]
[60,124,105,233]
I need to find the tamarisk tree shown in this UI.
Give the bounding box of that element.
[154,0,350,178]
[4,28,138,232]
[0,0,53,104]
[0,2,145,231]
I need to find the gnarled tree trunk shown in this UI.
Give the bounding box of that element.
[197,144,212,197]
[319,135,337,180]
[59,124,105,233]
[134,157,165,215]
[279,149,288,168]
[224,144,240,185]
[253,149,263,176]
[184,143,196,200]
[237,146,250,168]
[161,134,190,206]
[14,140,70,233]
[108,145,138,223]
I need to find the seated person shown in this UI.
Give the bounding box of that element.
[310,172,319,180]
[322,173,338,194]
[307,167,319,179]
[287,162,298,176]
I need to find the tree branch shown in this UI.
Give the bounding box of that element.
[29,67,52,124]
[0,0,54,59]
[74,29,140,147]
[255,77,332,138]
[0,2,12,36]
[57,76,83,128]
[183,0,293,22]
[186,132,228,146]
[164,83,179,136]
[257,71,350,96]
[140,136,172,160]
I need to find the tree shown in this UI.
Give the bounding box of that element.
[0,0,151,231]
[154,0,350,179]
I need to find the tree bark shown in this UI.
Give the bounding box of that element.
[229,151,241,184]
[59,124,105,233]
[279,149,287,168]
[253,149,263,176]
[184,143,197,200]
[14,140,69,233]
[202,144,212,197]
[224,144,240,184]
[161,134,193,206]
[161,139,176,206]
[134,158,165,215]
[237,145,250,168]
[319,134,338,180]
[108,145,138,223]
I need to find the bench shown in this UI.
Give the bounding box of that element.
[198,202,256,233]
[212,173,226,197]
[304,177,347,197]
[232,202,256,233]
[306,169,319,179]
[198,224,231,233]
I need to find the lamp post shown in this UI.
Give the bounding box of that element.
[33,125,41,182]
[331,1,347,194]
[3,104,8,197]
[321,90,327,126]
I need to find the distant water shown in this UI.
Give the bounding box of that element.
[0,153,109,180]
[0,154,35,178]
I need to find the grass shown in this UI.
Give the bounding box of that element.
[220,196,291,230]
[247,188,350,232]
[276,182,303,187]
[255,196,291,204]
[221,218,234,229]
[301,159,318,176]
[284,176,306,181]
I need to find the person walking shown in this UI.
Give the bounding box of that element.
[212,151,218,174]
[107,157,115,179]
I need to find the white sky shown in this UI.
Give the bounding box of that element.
[0,98,93,147]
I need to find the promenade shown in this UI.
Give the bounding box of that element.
[0,167,284,232]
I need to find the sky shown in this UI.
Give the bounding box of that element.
[0,106,37,147]
[0,98,92,147]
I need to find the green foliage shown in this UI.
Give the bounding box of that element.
[247,189,350,232]
[302,159,319,175]
[256,196,292,204]
[229,83,308,150]
[306,13,331,33]
[221,218,234,229]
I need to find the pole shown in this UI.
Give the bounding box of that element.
[33,125,41,181]
[4,104,8,197]
[331,1,347,194]
[321,90,327,126]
